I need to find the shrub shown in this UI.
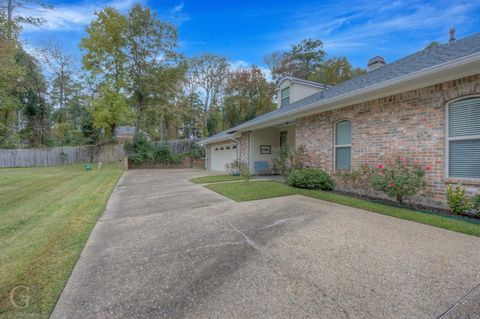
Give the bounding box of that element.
[447,184,473,214]
[189,144,205,159]
[226,159,241,175]
[370,157,429,204]
[124,138,183,165]
[273,145,305,177]
[240,163,254,185]
[472,194,480,213]
[336,163,374,196]
[124,137,157,164]
[286,168,334,190]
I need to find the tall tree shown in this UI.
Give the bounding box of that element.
[90,83,130,138]
[188,54,229,132]
[38,43,75,122]
[80,7,128,91]
[264,38,364,85]
[0,0,52,39]
[311,57,365,86]
[16,49,50,146]
[81,4,183,141]
[0,36,22,146]
[223,66,275,129]
[125,4,179,140]
[264,39,325,82]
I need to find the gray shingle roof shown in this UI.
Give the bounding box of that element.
[202,33,480,144]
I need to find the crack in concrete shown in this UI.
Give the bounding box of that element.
[227,218,350,319]
[227,222,261,251]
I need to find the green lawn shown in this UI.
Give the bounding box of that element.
[189,174,252,184]
[0,163,123,318]
[206,181,480,237]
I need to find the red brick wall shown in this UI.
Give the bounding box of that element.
[296,75,480,206]
[240,131,249,166]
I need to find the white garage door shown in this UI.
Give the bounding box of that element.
[211,144,237,171]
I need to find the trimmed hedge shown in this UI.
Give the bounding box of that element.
[286,168,334,190]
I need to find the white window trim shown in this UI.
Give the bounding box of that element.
[281,87,290,107]
[445,95,480,180]
[333,119,352,171]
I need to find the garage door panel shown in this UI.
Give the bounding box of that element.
[211,145,237,171]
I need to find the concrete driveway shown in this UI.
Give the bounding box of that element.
[51,169,480,319]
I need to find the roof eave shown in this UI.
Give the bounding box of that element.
[276,76,327,89]
[235,52,480,132]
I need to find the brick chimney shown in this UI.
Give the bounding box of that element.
[367,56,386,71]
[449,28,456,44]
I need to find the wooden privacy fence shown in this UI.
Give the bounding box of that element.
[0,145,125,168]
[0,139,200,168]
[153,139,198,154]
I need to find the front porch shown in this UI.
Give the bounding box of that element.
[242,124,296,175]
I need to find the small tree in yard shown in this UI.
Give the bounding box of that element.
[273,145,305,177]
[370,157,430,204]
[240,163,254,185]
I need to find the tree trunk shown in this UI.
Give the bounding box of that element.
[134,105,143,142]
[203,90,210,134]
[7,0,13,39]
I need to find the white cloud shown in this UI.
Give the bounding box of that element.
[165,1,189,26]
[173,2,184,13]
[268,0,480,60]
[20,0,139,32]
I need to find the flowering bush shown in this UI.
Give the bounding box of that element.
[370,157,429,204]
[336,163,374,196]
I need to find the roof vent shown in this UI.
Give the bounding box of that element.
[449,28,456,44]
[367,56,386,71]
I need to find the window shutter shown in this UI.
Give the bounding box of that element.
[449,98,480,137]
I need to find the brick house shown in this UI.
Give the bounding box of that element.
[200,32,480,207]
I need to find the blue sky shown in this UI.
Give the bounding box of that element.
[21,0,480,75]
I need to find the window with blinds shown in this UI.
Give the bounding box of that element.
[447,97,480,179]
[335,120,352,170]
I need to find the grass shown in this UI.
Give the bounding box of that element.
[0,163,123,318]
[189,174,253,184]
[206,181,480,237]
